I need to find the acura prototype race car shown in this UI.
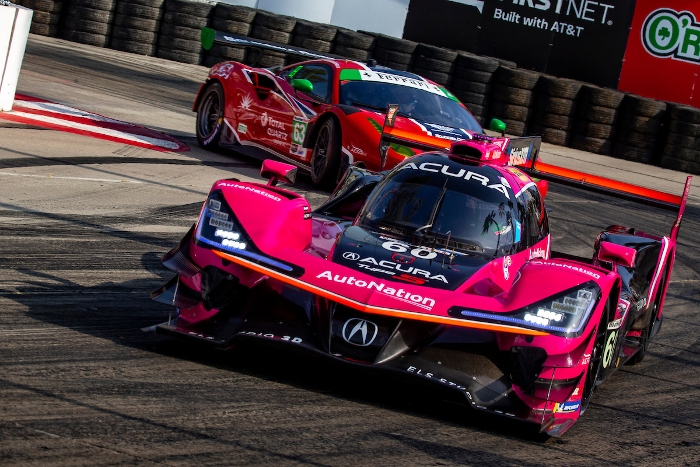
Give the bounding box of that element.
[194,28,488,188]
[148,121,690,436]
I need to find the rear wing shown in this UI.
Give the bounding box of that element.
[200,27,342,62]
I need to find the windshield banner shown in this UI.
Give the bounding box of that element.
[339,69,448,97]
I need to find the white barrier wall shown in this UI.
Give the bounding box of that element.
[0,4,32,111]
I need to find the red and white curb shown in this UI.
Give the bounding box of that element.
[0,94,189,152]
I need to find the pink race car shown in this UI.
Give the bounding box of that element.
[149,127,690,436]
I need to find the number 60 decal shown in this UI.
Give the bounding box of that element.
[382,240,437,260]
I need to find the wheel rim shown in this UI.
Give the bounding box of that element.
[198,89,222,139]
[312,124,331,179]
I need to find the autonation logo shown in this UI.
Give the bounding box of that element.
[642,8,700,64]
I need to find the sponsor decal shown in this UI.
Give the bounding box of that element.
[406,366,467,391]
[508,145,530,166]
[603,331,617,368]
[342,318,378,346]
[515,220,522,243]
[343,252,361,261]
[243,331,303,343]
[503,255,511,280]
[291,116,308,157]
[303,212,312,220]
[636,297,647,310]
[237,123,247,134]
[239,94,253,110]
[316,271,436,310]
[571,387,580,397]
[642,9,700,65]
[493,0,615,37]
[209,210,229,221]
[381,240,438,260]
[391,253,414,264]
[355,256,448,284]
[211,63,235,79]
[617,297,631,314]
[400,162,511,199]
[349,144,365,155]
[581,353,591,366]
[208,199,221,211]
[217,182,282,202]
[209,216,233,230]
[554,400,581,414]
[529,247,546,260]
[607,317,624,330]
[339,69,447,97]
[530,261,601,280]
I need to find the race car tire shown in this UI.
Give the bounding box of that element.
[71,0,115,11]
[580,301,611,414]
[669,119,700,137]
[623,95,667,119]
[495,67,539,90]
[29,23,58,36]
[114,13,159,31]
[616,129,657,149]
[294,20,336,41]
[116,2,161,20]
[465,103,488,117]
[251,25,291,44]
[158,35,201,53]
[415,43,458,62]
[491,84,534,106]
[211,17,252,36]
[411,67,450,86]
[414,56,454,74]
[163,11,208,28]
[159,23,200,41]
[628,266,669,365]
[491,101,531,122]
[455,68,494,84]
[381,60,410,72]
[375,35,417,54]
[66,5,113,22]
[293,35,333,53]
[333,44,370,61]
[110,38,156,55]
[119,0,164,7]
[23,0,62,12]
[64,16,112,35]
[31,11,60,25]
[62,30,109,47]
[498,118,527,136]
[529,125,572,146]
[662,144,700,162]
[311,118,342,189]
[660,155,700,174]
[573,121,615,139]
[157,47,201,64]
[669,103,700,124]
[612,143,655,163]
[580,84,624,108]
[454,54,499,73]
[335,29,375,50]
[253,11,296,33]
[111,26,157,43]
[258,51,286,68]
[579,103,619,125]
[571,134,614,155]
[453,90,489,106]
[214,3,256,23]
[493,57,517,68]
[450,78,491,95]
[207,44,246,61]
[534,96,576,116]
[372,47,412,65]
[165,0,213,17]
[532,112,574,131]
[196,82,225,149]
[666,131,700,150]
[537,76,582,99]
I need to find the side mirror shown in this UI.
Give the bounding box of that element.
[536,179,548,198]
[291,79,313,94]
[261,159,297,187]
[489,118,506,137]
[598,241,637,268]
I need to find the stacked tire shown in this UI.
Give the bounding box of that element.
[288,19,336,63]
[489,67,539,136]
[110,0,163,56]
[333,29,374,63]
[450,54,499,127]
[571,85,624,155]
[62,0,116,47]
[204,3,256,67]
[248,11,295,68]
[157,0,213,65]
[660,104,700,174]
[411,43,456,87]
[529,76,581,146]
[372,34,415,71]
[19,0,63,37]
[612,95,667,164]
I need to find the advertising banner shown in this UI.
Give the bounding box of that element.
[618,1,700,107]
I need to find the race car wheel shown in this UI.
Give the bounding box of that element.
[310,118,341,189]
[580,302,610,414]
[628,267,668,365]
[196,82,225,149]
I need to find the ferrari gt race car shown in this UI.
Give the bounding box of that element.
[148,117,691,436]
[194,28,487,188]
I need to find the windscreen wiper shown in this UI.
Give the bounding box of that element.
[351,102,386,112]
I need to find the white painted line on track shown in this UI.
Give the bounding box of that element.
[0,172,143,183]
[12,100,126,124]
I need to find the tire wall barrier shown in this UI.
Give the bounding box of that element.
[17,0,700,175]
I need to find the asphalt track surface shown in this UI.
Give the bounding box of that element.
[1,36,699,466]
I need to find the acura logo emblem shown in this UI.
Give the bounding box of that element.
[342,252,360,261]
[342,318,378,346]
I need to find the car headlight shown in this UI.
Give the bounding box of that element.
[196,192,248,252]
[454,282,601,337]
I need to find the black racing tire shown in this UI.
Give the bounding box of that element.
[612,143,655,163]
[380,60,410,72]
[669,103,700,124]
[159,35,202,53]
[580,84,625,108]
[251,25,291,44]
[628,267,668,365]
[455,68,494,84]
[66,5,113,22]
[162,11,208,28]
[196,82,225,149]
[669,119,700,137]
[208,44,245,61]
[534,96,576,116]
[411,68,451,86]
[23,0,62,12]
[578,103,619,125]
[497,118,527,136]
[491,83,534,106]
[372,47,412,65]
[253,11,296,32]
[333,44,370,61]
[214,3,256,23]
[616,129,657,149]
[537,76,582,99]
[491,101,531,122]
[335,29,375,50]
[662,143,700,162]
[294,19,336,41]
[495,67,539,90]
[623,95,667,119]
[414,56,454,74]
[619,114,662,135]
[571,134,614,155]
[660,155,700,174]
[528,125,571,146]
[455,54,499,73]
[580,301,611,414]
[666,131,700,150]
[203,55,225,68]
[450,78,491,95]
[375,34,416,53]
[453,90,489,106]
[116,2,161,20]
[292,35,333,53]
[211,17,252,36]
[258,51,286,68]
[64,16,112,35]
[120,0,165,7]
[114,13,159,31]
[574,120,615,139]
[71,0,115,11]
[165,0,213,17]
[156,47,201,64]
[465,103,488,117]
[159,22,200,40]
[62,30,109,47]
[29,22,58,36]
[532,112,574,131]
[415,43,458,62]
[31,11,60,24]
[311,118,342,189]
[111,27,157,44]
[110,38,156,55]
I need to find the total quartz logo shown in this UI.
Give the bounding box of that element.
[261,112,288,140]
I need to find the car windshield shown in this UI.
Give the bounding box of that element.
[339,79,482,132]
[358,159,519,255]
